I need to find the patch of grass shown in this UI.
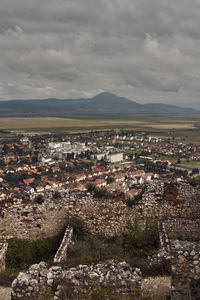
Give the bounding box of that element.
[30,284,54,300]
[63,217,161,275]
[149,127,200,145]
[0,268,20,286]
[140,259,171,277]
[0,115,199,135]
[6,231,64,269]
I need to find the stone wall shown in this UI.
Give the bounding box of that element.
[0,189,135,240]
[164,218,200,241]
[140,181,200,220]
[53,226,73,263]
[171,240,200,300]
[148,222,171,267]
[0,181,200,241]
[11,261,142,299]
[138,181,200,241]
[0,241,8,272]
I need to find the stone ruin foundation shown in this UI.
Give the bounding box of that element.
[11,261,142,300]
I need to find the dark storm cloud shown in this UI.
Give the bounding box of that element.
[0,0,200,107]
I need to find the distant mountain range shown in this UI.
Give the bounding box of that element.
[0,92,198,117]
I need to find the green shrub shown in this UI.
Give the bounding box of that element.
[30,284,54,300]
[126,191,144,207]
[86,183,96,192]
[65,216,85,239]
[86,183,113,199]
[6,232,63,269]
[94,187,108,198]
[64,218,161,272]
[0,268,19,286]
[53,191,61,199]
[34,194,44,204]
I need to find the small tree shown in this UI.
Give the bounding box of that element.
[86,183,96,192]
[34,194,44,204]
[106,177,114,184]
[53,191,61,199]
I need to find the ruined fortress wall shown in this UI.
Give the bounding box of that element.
[164,218,200,241]
[171,240,200,300]
[139,181,200,241]
[0,182,200,241]
[0,242,8,272]
[0,191,77,240]
[0,190,133,240]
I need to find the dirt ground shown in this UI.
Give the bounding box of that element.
[142,276,171,298]
[0,287,11,300]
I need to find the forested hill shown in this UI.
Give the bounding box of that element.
[0,92,197,117]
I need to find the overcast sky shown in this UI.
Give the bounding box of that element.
[0,0,200,108]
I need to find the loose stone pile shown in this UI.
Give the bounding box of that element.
[11,260,142,300]
[62,260,142,295]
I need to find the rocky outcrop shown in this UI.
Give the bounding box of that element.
[11,260,142,299]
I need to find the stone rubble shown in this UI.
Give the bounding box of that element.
[11,260,142,300]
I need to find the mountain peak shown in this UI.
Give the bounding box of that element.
[97,91,117,97]
[91,91,138,104]
[92,91,120,99]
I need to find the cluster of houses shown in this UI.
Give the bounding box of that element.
[113,132,200,161]
[0,129,199,203]
[0,132,160,201]
[74,130,200,162]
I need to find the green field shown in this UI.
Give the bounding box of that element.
[0,115,198,130]
[0,114,200,144]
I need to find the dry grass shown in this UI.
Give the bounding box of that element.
[147,123,195,129]
[0,117,196,131]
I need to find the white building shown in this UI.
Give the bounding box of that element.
[108,152,123,163]
[96,153,107,161]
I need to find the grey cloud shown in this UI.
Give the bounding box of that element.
[0,0,199,107]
